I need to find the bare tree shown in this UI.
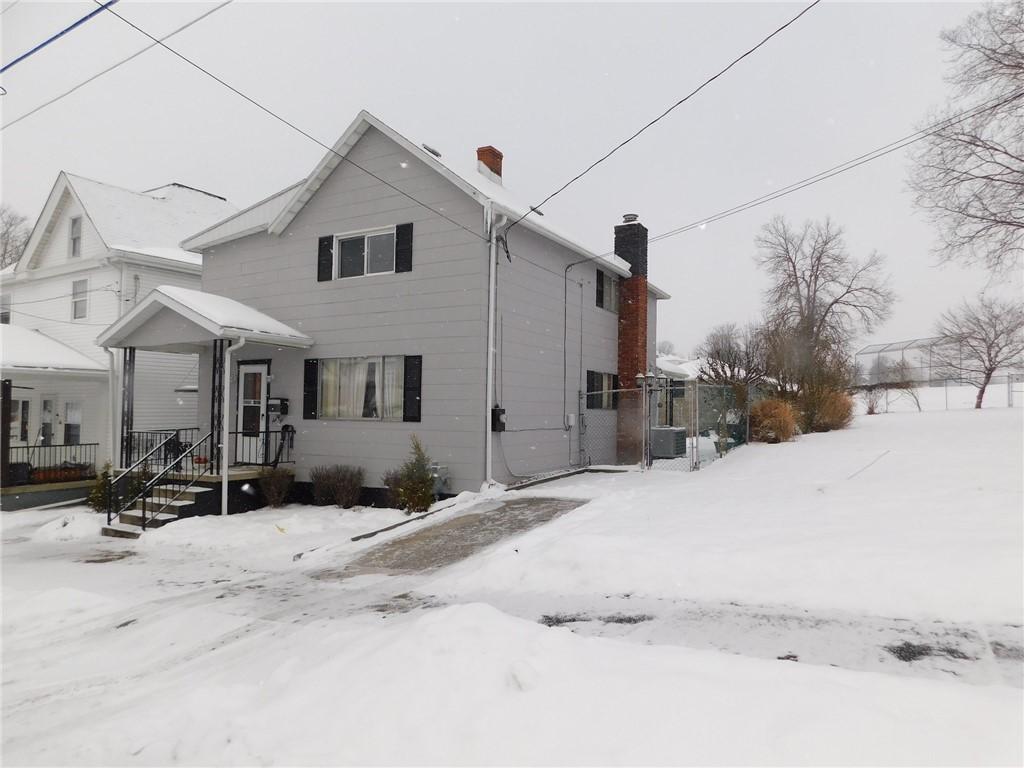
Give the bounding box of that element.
[0,204,31,268]
[933,294,1024,407]
[656,339,675,356]
[696,323,767,388]
[909,1,1024,274]
[756,216,894,384]
[884,359,922,412]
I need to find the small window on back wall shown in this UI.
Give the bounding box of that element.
[71,279,88,320]
[336,228,396,279]
[586,370,619,409]
[596,269,619,313]
[0,294,10,324]
[69,216,82,258]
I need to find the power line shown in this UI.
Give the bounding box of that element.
[0,0,119,75]
[2,1,233,131]
[637,87,1024,249]
[93,0,492,249]
[0,0,23,17]
[8,306,114,327]
[5,283,119,307]
[505,0,823,237]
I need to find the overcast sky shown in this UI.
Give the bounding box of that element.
[3,1,1020,355]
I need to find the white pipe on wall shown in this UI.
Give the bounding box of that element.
[221,337,246,515]
[484,207,507,487]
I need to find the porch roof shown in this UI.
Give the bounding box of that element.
[96,285,313,353]
[1,325,107,375]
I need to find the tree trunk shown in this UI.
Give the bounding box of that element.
[975,373,993,409]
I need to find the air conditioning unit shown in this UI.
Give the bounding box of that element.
[650,427,687,458]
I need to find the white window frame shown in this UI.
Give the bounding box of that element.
[69,216,82,258]
[71,278,89,320]
[333,226,397,280]
[317,355,406,421]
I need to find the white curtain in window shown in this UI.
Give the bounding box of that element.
[381,356,404,420]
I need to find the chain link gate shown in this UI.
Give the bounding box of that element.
[579,379,755,472]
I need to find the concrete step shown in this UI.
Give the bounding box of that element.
[132,497,194,513]
[148,485,214,502]
[118,509,179,528]
[101,522,143,539]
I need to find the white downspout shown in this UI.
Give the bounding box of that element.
[221,336,246,515]
[104,347,117,469]
[485,206,507,487]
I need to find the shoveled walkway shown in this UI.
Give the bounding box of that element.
[314,496,583,580]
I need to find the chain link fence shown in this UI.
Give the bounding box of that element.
[578,380,757,473]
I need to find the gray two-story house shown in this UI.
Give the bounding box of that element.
[98,110,668,522]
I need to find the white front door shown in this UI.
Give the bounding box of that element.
[235,362,269,465]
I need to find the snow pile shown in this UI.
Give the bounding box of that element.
[429,409,1024,625]
[31,511,105,542]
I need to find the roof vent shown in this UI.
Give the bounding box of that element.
[622,213,639,224]
[422,144,442,158]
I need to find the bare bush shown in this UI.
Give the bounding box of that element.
[259,467,293,508]
[749,399,798,443]
[814,391,854,431]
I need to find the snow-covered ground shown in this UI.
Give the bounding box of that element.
[2,409,1021,765]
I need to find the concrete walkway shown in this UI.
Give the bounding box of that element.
[315,496,583,580]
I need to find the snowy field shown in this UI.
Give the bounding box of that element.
[2,408,1022,765]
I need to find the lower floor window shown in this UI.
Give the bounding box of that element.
[319,356,405,420]
[586,371,619,410]
[64,401,82,444]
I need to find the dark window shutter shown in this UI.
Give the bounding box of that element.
[395,223,413,273]
[596,269,605,308]
[303,359,319,419]
[317,236,334,282]
[403,355,422,422]
[612,374,619,409]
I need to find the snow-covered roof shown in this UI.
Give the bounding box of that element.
[656,354,703,380]
[181,110,669,299]
[97,285,313,352]
[0,325,106,374]
[17,173,237,273]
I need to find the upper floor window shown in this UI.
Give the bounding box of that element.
[71,279,88,319]
[0,294,10,324]
[69,216,82,258]
[596,268,619,313]
[336,228,396,279]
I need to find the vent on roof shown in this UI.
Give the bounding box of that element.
[422,144,442,158]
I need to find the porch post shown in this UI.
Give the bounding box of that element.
[221,338,246,515]
[1,379,11,488]
[120,347,135,467]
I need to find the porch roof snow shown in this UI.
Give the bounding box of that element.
[96,285,313,351]
[0,325,107,374]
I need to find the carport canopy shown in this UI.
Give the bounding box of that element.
[96,285,313,353]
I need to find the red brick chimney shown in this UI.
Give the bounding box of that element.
[615,213,649,464]
[477,146,503,183]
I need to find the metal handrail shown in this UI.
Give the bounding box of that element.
[112,433,175,485]
[138,432,214,530]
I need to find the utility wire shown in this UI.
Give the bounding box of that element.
[8,306,115,327]
[504,0,823,236]
[93,0,493,248]
[0,0,119,75]
[636,87,1024,250]
[2,1,233,130]
[0,0,22,17]
[5,283,119,307]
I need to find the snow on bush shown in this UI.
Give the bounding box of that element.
[31,511,104,542]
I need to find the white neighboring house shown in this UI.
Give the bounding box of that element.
[0,172,236,488]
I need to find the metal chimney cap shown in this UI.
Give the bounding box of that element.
[622,213,639,224]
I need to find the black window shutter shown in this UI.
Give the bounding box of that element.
[395,223,413,273]
[317,236,334,282]
[403,355,422,422]
[303,359,319,419]
[586,370,598,410]
[596,269,604,308]
[612,374,619,409]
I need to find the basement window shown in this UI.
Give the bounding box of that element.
[335,229,396,279]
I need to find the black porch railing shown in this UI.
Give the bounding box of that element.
[6,443,98,485]
[123,429,200,469]
[108,431,215,529]
[229,428,294,467]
